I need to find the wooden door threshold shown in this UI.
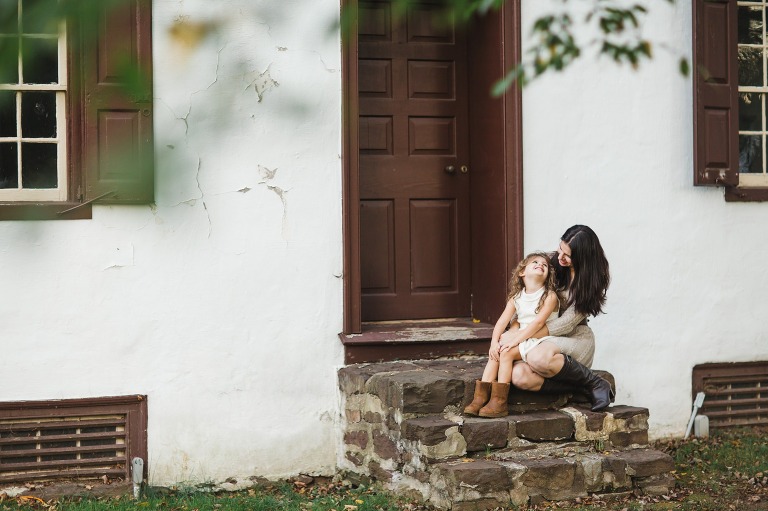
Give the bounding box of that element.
[339,318,493,364]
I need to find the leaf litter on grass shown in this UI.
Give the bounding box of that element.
[2,427,768,511]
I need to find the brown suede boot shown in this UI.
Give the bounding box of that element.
[463,380,491,416]
[478,382,510,418]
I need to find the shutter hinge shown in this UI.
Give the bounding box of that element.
[58,190,115,216]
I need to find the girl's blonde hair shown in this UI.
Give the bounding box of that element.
[507,251,558,313]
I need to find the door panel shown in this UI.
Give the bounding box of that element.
[360,200,395,292]
[359,0,470,320]
[410,199,456,290]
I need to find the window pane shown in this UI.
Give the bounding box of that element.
[739,135,763,173]
[22,36,57,84]
[738,47,763,87]
[21,142,56,188]
[0,142,18,188]
[0,3,18,35]
[0,36,19,83]
[0,91,15,137]
[21,0,58,35]
[739,92,762,131]
[738,6,763,45]
[21,91,55,138]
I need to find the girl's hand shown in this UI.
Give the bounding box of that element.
[489,339,500,361]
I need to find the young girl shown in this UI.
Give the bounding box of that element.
[464,252,560,418]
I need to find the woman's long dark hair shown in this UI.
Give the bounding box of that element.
[552,225,610,317]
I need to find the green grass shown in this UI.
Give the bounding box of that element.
[0,482,424,511]
[1,427,767,511]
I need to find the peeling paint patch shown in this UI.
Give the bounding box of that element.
[248,66,279,102]
[258,165,277,182]
[267,185,288,236]
[237,187,251,193]
[257,165,289,238]
[277,46,288,52]
[104,243,134,270]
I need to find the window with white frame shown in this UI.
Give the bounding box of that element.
[0,0,153,220]
[0,0,67,201]
[738,1,768,187]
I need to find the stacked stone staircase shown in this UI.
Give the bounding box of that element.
[338,358,675,510]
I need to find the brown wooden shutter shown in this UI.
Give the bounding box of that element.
[693,0,739,187]
[82,0,153,203]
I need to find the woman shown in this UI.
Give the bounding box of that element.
[502,225,614,411]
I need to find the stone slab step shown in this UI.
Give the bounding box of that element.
[349,405,650,465]
[339,359,616,415]
[426,448,674,510]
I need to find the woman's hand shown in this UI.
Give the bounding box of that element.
[499,338,520,353]
[499,329,522,349]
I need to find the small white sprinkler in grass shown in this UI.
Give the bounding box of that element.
[132,457,144,499]
[684,392,706,440]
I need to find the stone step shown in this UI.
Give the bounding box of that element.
[427,448,675,510]
[401,406,649,455]
[338,359,673,509]
[338,358,616,416]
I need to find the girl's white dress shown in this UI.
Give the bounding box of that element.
[508,286,559,362]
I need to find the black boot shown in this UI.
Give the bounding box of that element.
[539,378,576,395]
[549,354,615,411]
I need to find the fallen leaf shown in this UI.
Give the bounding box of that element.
[18,496,47,506]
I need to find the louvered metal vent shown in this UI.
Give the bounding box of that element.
[692,362,768,429]
[0,396,147,484]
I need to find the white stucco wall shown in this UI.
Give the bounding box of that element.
[0,0,344,484]
[521,0,768,437]
[2,0,764,487]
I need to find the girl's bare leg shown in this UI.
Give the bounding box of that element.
[481,359,500,382]
[497,346,521,383]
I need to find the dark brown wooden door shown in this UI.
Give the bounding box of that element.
[358,0,471,321]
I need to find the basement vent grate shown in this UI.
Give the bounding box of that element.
[0,396,147,484]
[692,362,768,429]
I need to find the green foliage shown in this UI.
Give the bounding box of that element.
[340,0,687,94]
[0,0,149,101]
[493,0,686,94]
[5,0,688,101]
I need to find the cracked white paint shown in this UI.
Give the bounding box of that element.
[104,243,135,270]
[257,165,290,239]
[0,0,344,488]
[248,66,279,102]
